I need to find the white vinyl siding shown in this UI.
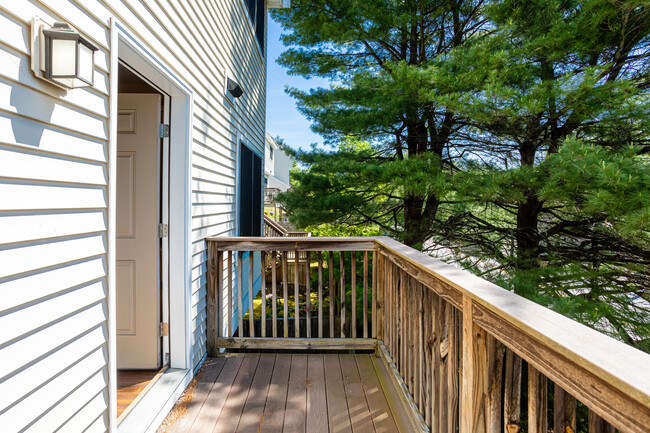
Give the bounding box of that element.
[0,0,111,430]
[0,0,265,430]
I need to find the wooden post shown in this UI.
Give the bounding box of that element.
[528,365,548,433]
[228,251,232,337]
[206,242,219,356]
[461,296,501,433]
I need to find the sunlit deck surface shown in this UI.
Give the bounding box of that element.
[163,353,414,433]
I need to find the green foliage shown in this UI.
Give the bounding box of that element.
[273,0,650,350]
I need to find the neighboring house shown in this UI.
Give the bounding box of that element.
[0,1,289,432]
[264,133,292,191]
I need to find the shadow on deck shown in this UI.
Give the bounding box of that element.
[159,353,415,433]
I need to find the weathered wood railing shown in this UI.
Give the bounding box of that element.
[263,214,310,238]
[206,236,650,433]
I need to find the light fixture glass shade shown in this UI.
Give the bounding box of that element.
[50,39,76,76]
[43,22,98,88]
[77,43,94,84]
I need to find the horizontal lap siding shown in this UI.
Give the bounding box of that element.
[0,1,264,430]
[0,1,110,430]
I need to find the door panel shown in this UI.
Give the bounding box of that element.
[117,93,161,369]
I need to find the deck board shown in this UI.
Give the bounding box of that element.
[306,354,328,433]
[188,355,243,432]
[162,353,415,433]
[283,354,307,432]
[214,354,261,433]
[260,354,292,432]
[340,354,375,432]
[236,354,276,432]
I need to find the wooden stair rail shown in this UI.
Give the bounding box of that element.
[207,236,650,433]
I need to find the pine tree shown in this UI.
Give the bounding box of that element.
[271,0,487,246]
[431,0,650,347]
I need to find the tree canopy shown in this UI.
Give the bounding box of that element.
[272,0,650,349]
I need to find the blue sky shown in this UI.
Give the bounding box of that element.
[265,16,329,150]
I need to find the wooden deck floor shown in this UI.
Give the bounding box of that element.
[161,353,414,433]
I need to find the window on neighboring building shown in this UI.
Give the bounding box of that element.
[238,141,263,236]
[269,147,274,160]
[245,0,266,56]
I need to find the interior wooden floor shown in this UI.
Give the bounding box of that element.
[117,369,162,419]
[162,353,415,433]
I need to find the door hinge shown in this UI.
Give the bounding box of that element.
[159,124,170,138]
[158,223,168,238]
[159,322,169,337]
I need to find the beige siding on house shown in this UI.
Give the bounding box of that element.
[0,0,266,430]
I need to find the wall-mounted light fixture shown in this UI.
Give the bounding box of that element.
[227,77,244,98]
[30,18,98,89]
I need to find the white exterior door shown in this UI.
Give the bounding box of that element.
[116,93,161,369]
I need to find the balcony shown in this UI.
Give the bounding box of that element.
[164,235,650,432]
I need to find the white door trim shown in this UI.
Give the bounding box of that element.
[108,17,193,432]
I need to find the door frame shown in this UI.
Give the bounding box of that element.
[108,18,193,431]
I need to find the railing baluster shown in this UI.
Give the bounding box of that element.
[528,365,548,433]
[448,304,459,432]
[363,251,368,339]
[340,251,345,338]
[504,350,522,433]
[282,252,289,338]
[249,252,254,338]
[554,385,577,433]
[417,282,424,410]
[272,251,277,338]
[401,270,406,385]
[294,251,300,338]
[589,411,615,433]
[351,251,356,339]
[371,251,377,339]
[237,251,243,337]
[306,252,311,338]
[261,251,266,338]
[228,251,232,337]
[328,251,334,338]
[318,252,323,338]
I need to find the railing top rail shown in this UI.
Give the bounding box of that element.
[206,236,377,251]
[374,236,650,416]
[263,215,288,234]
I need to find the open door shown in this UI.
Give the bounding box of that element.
[116,92,164,369]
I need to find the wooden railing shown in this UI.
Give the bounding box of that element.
[263,214,310,238]
[206,236,650,433]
